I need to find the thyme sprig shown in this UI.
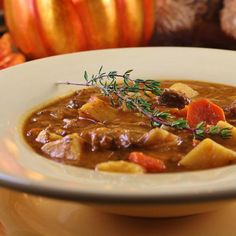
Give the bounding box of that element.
[57,67,232,140]
[193,121,232,140]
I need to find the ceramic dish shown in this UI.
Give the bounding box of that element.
[0,47,236,218]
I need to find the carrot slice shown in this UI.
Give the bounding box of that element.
[128,152,166,173]
[187,98,225,128]
[169,106,189,118]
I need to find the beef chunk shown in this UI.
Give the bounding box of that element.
[81,127,146,151]
[224,100,236,118]
[80,125,180,151]
[159,89,190,109]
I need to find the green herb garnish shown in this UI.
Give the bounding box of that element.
[58,67,232,140]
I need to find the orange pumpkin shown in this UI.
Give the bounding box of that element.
[0,33,25,69]
[4,0,155,59]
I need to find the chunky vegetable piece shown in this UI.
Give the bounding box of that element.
[96,161,145,174]
[169,106,188,118]
[41,134,84,161]
[217,121,236,145]
[139,127,179,147]
[179,138,236,169]
[187,98,226,128]
[80,97,118,123]
[170,82,199,98]
[128,152,166,173]
[36,130,61,144]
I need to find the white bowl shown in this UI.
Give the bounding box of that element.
[0,47,236,218]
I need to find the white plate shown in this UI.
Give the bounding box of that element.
[0,47,236,217]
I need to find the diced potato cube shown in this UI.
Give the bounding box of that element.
[217,121,236,146]
[217,120,233,129]
[96,160,145,174]
[80,97,117,123]
[179,138,236,169]
[170,83,198,98]
[140,127,180,147]
[41,133,84,161]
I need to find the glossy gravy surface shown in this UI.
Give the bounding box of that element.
[23,80,236,172]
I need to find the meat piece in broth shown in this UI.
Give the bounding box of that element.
[81,126,147,151]
[81,126,180,151]
[159,89,190,109]
[224,100,236,118]
[41,133,84,161]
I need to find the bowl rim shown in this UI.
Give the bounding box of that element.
[1,167,236,204]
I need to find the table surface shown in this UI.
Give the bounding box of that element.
[0,188,236,236]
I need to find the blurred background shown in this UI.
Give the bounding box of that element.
[1,0,236,69]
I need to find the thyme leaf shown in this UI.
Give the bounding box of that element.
[193,122,232,140]
[171,119,189,129]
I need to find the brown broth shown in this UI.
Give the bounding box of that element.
[22,80,236,172]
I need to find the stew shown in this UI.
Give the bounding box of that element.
[23,74,236,174]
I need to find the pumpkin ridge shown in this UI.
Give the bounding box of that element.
[116,0,143,47]
[72,0,95,49]
[115,0,127,47]
[142,0,155,45]
[30,0,54,56]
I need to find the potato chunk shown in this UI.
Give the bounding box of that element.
[80,97,117,123]
[170,83,198,98]
[217,121,236,146]
[96,161,145,174]
[179,138,236,169]
[41,133,84,161]
[139,127,180,147]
